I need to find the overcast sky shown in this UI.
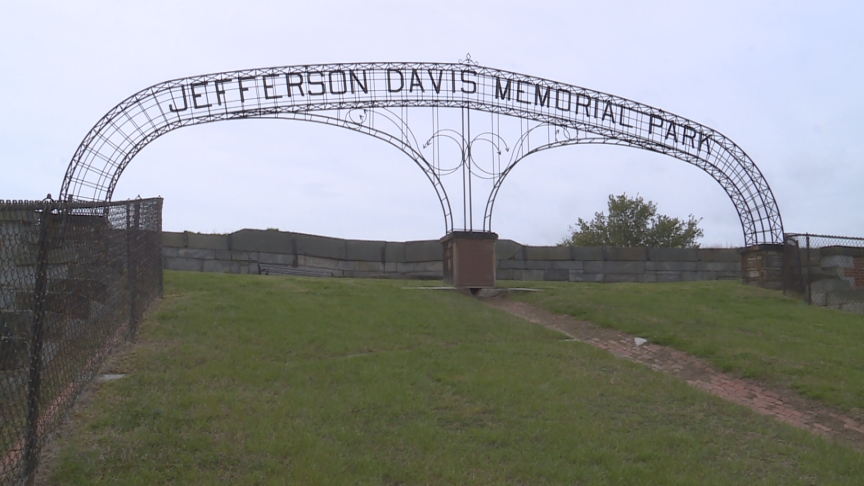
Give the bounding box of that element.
[1,0,862,246]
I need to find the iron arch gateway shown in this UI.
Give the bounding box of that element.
[60,62,784,247]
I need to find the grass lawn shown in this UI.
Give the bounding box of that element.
[46,272,864,485]
[507,280,864,413]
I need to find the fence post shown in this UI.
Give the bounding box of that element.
[23,200,52,486]
[782,236,788,296]
[127,201,140,341]
[156,198,164,298]
[806,234,812,305]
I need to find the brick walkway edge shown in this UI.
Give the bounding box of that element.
[485,299,864,450]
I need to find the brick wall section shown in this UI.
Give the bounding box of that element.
[845,257,864,288]
[163,229,742,283]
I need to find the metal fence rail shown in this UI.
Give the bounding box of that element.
[0,197,162,486]
[783,233,864,314]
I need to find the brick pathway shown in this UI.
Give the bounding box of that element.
[484,298,864,449]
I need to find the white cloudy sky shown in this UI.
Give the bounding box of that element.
[1,0,862,246]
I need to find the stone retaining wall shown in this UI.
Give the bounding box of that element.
[162,229,445,279]
[496,243,741,283]
[163,229,742,283]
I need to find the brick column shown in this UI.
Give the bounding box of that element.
[440,231,498,288]
[741,244,784,290]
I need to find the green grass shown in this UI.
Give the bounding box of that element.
[508,280,864,412]
[47,272,864,485]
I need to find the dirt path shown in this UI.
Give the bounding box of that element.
[483,297,864,450]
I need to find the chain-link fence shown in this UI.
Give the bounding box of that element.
[0,197,162,486]
[783,233,864,314]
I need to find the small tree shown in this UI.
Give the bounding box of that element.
[560,193,703,248]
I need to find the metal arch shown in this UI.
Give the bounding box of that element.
[466,109,783,246]
[61,108,454,235]
[482,132,760,246]
[60,61,784,245]
[92,108,455,234]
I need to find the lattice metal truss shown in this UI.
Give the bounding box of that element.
[60,61,784,245]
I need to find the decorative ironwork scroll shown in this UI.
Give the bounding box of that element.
[60,61,784,245]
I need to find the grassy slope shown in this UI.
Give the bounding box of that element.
[508,280,864,413]
[49,272,864,485]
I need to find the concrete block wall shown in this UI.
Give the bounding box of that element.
[162,229,444,279]
[0,211,37,371]
[807,246,864,312]
[163,229,742,283]
[494,242,741,283]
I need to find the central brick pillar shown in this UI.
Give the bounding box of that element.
[440,231,498,288]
